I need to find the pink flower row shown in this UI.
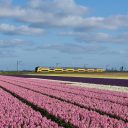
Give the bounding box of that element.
[1,76,128,106]
[28,77,128,97]
[1,77,127,121]
[0,80,127,128]
[13,76,128,97]
[0,88,61,128]
[10,76,128,106]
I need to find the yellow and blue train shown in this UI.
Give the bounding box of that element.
[35,67,105,73]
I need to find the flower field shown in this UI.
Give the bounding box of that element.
[15,74,128,87]
[0,75,128,128]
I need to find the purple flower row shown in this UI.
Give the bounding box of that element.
[0,80,127,128]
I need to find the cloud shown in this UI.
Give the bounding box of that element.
[37,43,107,54]
[0,6,25,18]
[0,1,120,29]
[0,39,31,48]
[0,24,45,36]
[0,0,88,23]
[35,42,128,56]
[0,0,127,31]
[60,31,128,43]
[0,50,16,57]
[28,0,88,15]
[104,15,128,29]
[101,49,128,57]
[0,38,32,57]
[0,0,12,6]
[0,0,127,47]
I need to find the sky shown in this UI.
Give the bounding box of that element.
[0,0,128,71]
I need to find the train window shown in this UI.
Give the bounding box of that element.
[41,70,49,71]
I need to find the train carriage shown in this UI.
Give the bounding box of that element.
[87,69,95,72]
[96,68,105,72]
[35,67,105,73]
[65,68,75,72]
[77,68,85,72]
[54,68,64,72]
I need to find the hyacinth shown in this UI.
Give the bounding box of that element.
[0,88,61,128]
[0,75,127,128]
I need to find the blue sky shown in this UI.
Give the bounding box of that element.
[0,0,128,71]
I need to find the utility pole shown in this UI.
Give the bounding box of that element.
[17,60,22,72]
[17,61,18,72]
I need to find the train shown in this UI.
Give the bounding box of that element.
[35,67,105,73]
